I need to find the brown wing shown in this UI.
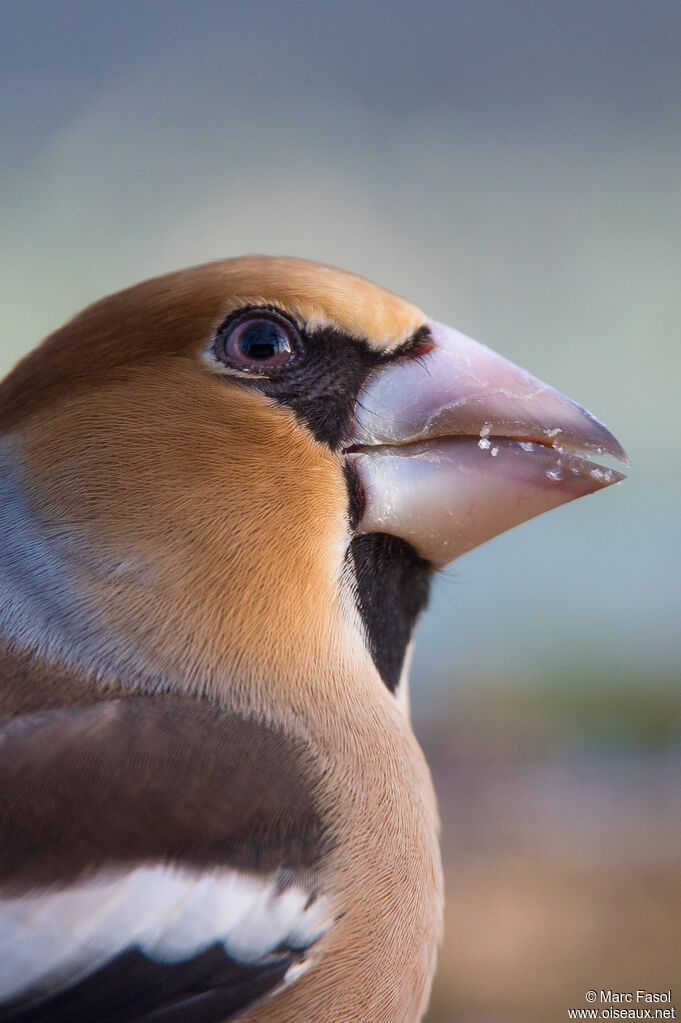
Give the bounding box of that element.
[0,696,333,1022]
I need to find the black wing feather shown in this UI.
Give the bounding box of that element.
[0,944,296,1023]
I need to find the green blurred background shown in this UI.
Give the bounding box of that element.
[2,3,679,1019]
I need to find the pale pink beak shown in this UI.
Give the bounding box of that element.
[345,321,627,568]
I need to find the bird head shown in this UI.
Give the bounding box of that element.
[0,256,626,710]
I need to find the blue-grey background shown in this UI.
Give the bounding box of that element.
[2,3,680,1020]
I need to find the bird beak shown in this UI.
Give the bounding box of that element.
[345,321,628,568]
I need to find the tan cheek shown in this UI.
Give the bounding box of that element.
[23,362,339,530]
[17,361,354,677]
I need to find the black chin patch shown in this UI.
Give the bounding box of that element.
[349,534,433,693]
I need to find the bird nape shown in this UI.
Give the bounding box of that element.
[0,256,626,1023]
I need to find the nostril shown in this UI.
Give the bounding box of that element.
[398,325,436,361]
[390,324,436,363]
[405,337,435,360]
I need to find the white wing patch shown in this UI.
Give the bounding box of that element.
[0,864,330,1002]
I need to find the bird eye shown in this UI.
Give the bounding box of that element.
[215,311,298,373]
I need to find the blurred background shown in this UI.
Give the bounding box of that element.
[2,2,679,1019]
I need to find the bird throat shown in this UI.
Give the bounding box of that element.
[348,533,432,693]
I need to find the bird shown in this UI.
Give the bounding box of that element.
[0,255,626,1023]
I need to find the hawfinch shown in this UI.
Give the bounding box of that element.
[0,257,626,1022]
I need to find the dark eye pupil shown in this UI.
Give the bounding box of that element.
[217,310,297,373]
[239,322,291,361]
